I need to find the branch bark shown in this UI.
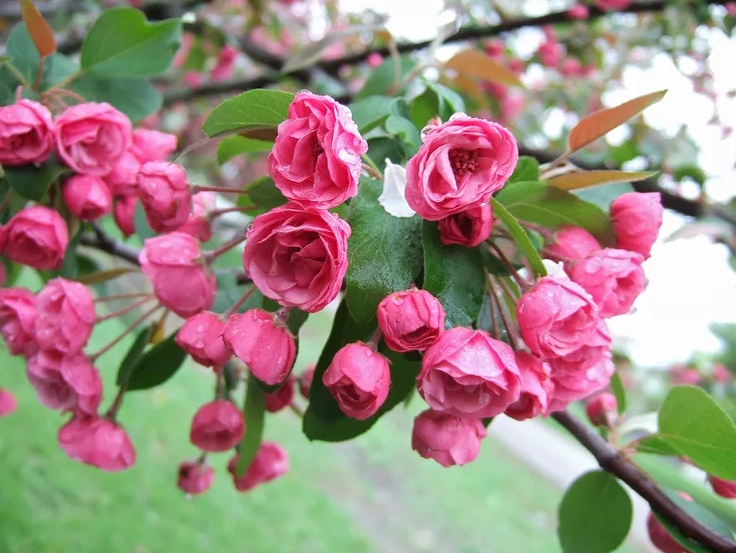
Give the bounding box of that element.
[553,411,736,553]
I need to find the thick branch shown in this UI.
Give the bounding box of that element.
[553,411,736,553]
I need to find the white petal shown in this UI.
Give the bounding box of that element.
[378,159,416,218]
[542,259,568,279]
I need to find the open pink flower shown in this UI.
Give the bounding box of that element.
[0,287,37,355]
[377,289,445,352]
[547,319,611,376]
[3,206,68,270]
[58,415,136,471]
[228,441,289,492]
[35,278,95,355]
[26,351,102,414]
[269,91,367,209]
[505,351,553,421]
[0,99,54,166]
[55,102,132,177]
[411,409,487,467]
[547,353,615,413]
[242,203,350,313]
[418,327,521,418]
[405,115,518,220]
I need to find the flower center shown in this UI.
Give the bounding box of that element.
[449,149,478,176]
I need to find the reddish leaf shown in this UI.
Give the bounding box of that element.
[20,0,56,57]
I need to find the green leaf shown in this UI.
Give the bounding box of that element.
[658,385,736,480]
[235,176,287,215]
[134,199,156,242]
[202,89,295,138]
[346,178,423,324]
[115,325,154,386]
[4,164,65,201]
[610,372,627,415]
[509,156,540,184]
[235,372,266,475]
[60,231,83,279]
[366,137,404,171]
[126,332,188,391]
[217,135,273,165]
[410,88,440,129]
[212,276,264,315]
[422,221,485,328]
[427,82,465,119]
[7,24,39,85]
[40,53,78,90]
[634,435,681,456]
[81,8,183,78]
[654,490,736,553]
[490,198,548,279]
[69,75,162,123]
[356,55,417,100]
[72,267,137,286]
[349,96,394,133]
[385,115,421,157]
[558,470,633,553]
[573,182,634,210]
[495,181,614,243]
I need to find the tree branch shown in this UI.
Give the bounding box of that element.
[553,411,736,553]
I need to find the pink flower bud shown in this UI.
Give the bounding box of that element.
[176,311,231,368]
[183,72,203,89]
[58,415,136,471]
[62,175,112,221]
[211,45,238,81]
[595,0,631,10]
[55,102,132,177]
[0,99,55,166]
[713,363,730,383]
[728,2,736,16]
[377,289,445,352]
[129,129,177,164]
[0,388,18,416]
[647,511,688,553]
[484,39,504,59]
[3,206,69,270]
[105,150,141,197]
[227,441,289,492]
[418,327,522,418]
[264,375,295,413]
[366,52,383,68]
[178,192,215,242]
[560,58,583,77]
[585,392,618,427]
[610,192,663,259]
[406,115,518,221]
[323,342,390,420]
[190,400,244,452]
[178,460,215,495]
[547,353,615,413]
[437,204,493,247]
[708,475,736,499]
[139,232,217,318]
[568,4,589,19]
[113,195,136,237]
[538,40,564,68]
[269,91,367,209]
[35,278,95,355]
[27,351,102,414]
[567,248,646,318]
[299,364,315,399]
[0,287,37,355]
[516,276,599,358]
[543,225,600,263]
[223,309,296,386]
[411,409,487,467]
[547,319,611,376]
[136,161,191,233]
[508,58,525,74]
[242,203,350,313]
[505,351,553,421]
[671,366,701,385]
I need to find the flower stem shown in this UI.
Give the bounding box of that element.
[208,205,259,218]
[487,241,531,292]
[33,56,45,92]
[361,162,383,180]
[205,232,248,262]
[367,327,383,350]
[104,385,127,421]
[95,292,151,303]
[485,272,500,340]
[90,304,161,362]
[190,184,250,195]
[222,284,257,318]
[487,275,519,350]
[96,296,155,323]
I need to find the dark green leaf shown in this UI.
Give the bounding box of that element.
[69,75,162,123]
[658,385,736,479]
[40,53,78,90]
[349,96,394,133]
[654,490,736,553]
[81,8,183,77]
[235,372,266,475]
[285,308,309,335]
[422,221,485,328]
[480,247,515,276]
[236,176,287,215]
[356,55,417,100]
[428,82,466,119]
[60,231,83,279]
[217,135,273,165]
[496,181,614,243]
[7,24,39,85]
[134,199,156,242]
[4,164,65,201]
[116,325,154,386]
[202,89,295,138]
[212,275,264,314]
[346,178,423,324]
[385,115,421,157]
[609,372,627,414]
[410,88,440,129]
[126,332,188,391]
[558,470,633,553]
[366,137,404,171]
[509,156,540,184]
[1,258,22,287]
[490,198,548,279]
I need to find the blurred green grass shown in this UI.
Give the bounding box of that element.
[0,271,631,553]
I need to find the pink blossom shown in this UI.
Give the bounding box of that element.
[0,287,37,355]
[0,99,54,166]
[3,206,68,270]
[547,354,615,413]
[376,289,445,352]
[437,204,493,247]
[113,195,137,237]
[190,400,245,452]
[27,351,102,414]
[62,175,113,221]
[299,365,315,399]
[264,375,295,413]
[610,192,663,259]
[129,129,178,164]
[178,461,215,495]
[708,475,736,499]
[505,351,553,421]
[412,409,487,467]
[585,392,618,427]
[35,278,95,355]
[0,388,18,417]
[58,415,136,471]
[595,0,631,11]
[543,225,600,263]
[176,311,231,368]
[136,161,191,233]
[179,192,215,242]
[105,151,141,198]
[538,40,563,68]
[568,4,590,19]
[228,441,289,492]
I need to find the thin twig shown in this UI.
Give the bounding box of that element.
[90,305,162,362]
